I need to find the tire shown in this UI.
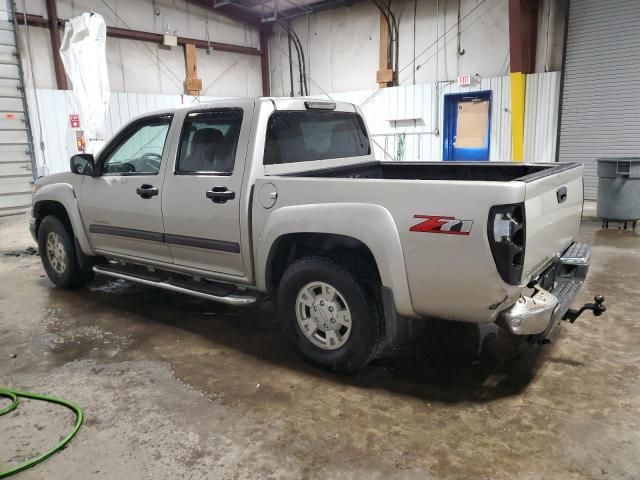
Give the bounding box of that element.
[37,215,94,289]
[278,256,384,374]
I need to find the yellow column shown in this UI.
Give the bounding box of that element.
[510,72,526,162]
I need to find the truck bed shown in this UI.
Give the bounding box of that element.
[254,160,584,323]
[280,161,579,183]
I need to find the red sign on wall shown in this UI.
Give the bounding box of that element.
[69,114,81,129]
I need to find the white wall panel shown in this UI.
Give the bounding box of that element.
[196,49,262,98]
[15,25,56,89]
[332,75,513,163]
[524,71,560,163]
[31,72,560,175]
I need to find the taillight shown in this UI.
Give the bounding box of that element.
[488,203,526,285]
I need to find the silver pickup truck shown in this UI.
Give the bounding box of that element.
[30,98,605,373]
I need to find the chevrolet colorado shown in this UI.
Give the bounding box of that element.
[30,98,605,373]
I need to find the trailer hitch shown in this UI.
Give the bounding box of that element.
[563,295,606,323]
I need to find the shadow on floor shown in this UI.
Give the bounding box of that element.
[43,275,551,406]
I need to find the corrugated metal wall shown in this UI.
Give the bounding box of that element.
[30,72,560,176]
[333,73,558,163]
[558,0,640,199]
[331,77,513,162]
[524,72,561,164]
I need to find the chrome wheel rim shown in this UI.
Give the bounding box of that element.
[46,231,67,274]
[295,281,352,350]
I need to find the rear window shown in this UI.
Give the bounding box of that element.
[264,111,370,165]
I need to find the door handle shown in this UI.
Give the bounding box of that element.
[206,186,235,204]
[136,184,159,199]
[556,186,568,204]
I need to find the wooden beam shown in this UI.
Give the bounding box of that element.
[508,0,539,74]
[13,12,49,28]
[376,7,393,88]
[45,0,68,90]
[16,13,261,57]
[259,31,270,96]
[183,44,202,96]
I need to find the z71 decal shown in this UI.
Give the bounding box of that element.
[409,215,474,236]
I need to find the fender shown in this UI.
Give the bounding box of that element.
[33,183,94,255]
[255,203,418,318]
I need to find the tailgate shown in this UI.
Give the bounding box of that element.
[522,164,584,281]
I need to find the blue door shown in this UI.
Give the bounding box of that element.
[443,91,492,161]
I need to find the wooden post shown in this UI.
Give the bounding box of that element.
[45,0,68,90]
[376,9,393,88]
[260,31,270,97]
[183,43,202,96]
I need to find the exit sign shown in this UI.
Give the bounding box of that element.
[457,74,472,87]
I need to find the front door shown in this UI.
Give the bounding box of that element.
[443,91,492,161]
[77,114,174,263]
[161,108,249,277]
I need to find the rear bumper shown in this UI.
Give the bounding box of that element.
[498,242,591,336]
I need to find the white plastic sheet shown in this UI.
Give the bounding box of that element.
[59,12,110,154]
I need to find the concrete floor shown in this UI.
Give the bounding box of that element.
[1,214,639,480]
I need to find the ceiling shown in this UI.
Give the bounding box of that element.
[189,0,368,28]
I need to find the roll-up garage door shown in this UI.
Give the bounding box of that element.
[0,0,35,216]
[558,0,640,200]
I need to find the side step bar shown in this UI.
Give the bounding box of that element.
[93,265,257,306]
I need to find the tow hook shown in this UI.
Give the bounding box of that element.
[563,295,607,323]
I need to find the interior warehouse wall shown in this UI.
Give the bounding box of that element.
[16,0,262,97]
[332,71,559,163]
[268,0,566,96]
[31,71,558,175]
[26,89,230,176]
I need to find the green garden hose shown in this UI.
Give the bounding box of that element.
[0,388,83,479]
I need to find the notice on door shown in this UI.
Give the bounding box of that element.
[455,100,489,149]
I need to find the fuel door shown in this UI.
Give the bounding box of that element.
[258,182,278,209]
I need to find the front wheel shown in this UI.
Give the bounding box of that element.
[277,257,384,374]
[37,215,94,289]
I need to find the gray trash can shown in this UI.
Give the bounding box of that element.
[597,158,640,228]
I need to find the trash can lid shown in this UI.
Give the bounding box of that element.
[597,157,640,163]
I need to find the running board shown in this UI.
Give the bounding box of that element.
[92,265,257,306]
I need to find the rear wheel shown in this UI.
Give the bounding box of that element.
[278,257,384,374]
[37,215,94,289]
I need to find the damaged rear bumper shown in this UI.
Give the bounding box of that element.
[498,242,592,337]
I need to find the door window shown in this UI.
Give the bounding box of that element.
[176,109,243,174]
[101,116,173,175]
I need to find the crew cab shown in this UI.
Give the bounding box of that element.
[30,98,605,373]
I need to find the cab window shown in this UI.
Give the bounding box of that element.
[176,109,243,174]
[101,115,172,175]
[264,111,370,165]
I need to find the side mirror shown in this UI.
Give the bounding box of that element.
[70,154,95,175]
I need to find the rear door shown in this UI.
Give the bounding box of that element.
[443,92,491,161]
[77,114,174,263]
[160,105,252,277]
[522,164,584,279]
